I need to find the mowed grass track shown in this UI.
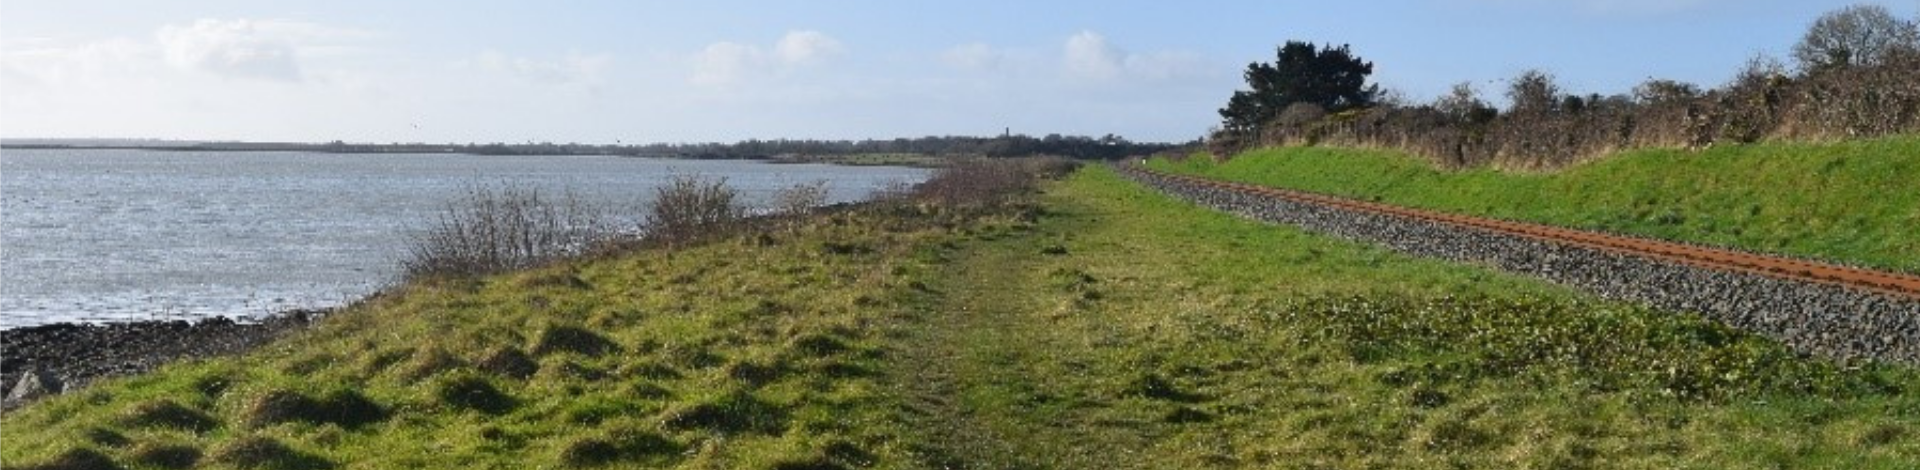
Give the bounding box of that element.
[1148,136,1920,275]
[3,164,1917,469]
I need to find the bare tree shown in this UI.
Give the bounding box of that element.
[1793,4,1920,71]
[1506,69,1561,115]
[1434,81,1494,122]
[1632,79,1702,106]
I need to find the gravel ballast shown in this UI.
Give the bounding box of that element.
[1119,166,1920,364]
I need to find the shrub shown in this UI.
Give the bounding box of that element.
[772,180,831,218]
[645,174,745,244]
[403,185,609,279]
[911,157,1079,207]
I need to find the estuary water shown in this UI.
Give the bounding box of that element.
[0,149,930,328]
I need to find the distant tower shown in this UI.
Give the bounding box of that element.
[1003,127,1010,138]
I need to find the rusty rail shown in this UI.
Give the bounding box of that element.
[1133,167,1920,301]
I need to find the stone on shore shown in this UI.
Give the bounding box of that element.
[7,368,63,402]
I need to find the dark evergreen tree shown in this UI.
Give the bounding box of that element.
[1218,41,1379,133]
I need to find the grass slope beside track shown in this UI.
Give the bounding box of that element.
[3,165,1917,469]
[1148,136,1920,275]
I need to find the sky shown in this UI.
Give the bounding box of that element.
[2,0,1915,144]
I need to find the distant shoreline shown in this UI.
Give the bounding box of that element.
[1,143,958,167]
[2,134,1191,162]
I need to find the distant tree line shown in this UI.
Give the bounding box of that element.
[1211,4,1920,169]
[593,133,1188,160]
[10,134,1189,161]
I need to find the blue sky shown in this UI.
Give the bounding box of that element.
[2,0,1912,143]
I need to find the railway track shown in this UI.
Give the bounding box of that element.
[1132,167,1920,302]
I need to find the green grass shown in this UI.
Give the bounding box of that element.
[1147,136,1920,274]
[4,164,1916,469]
[0,203,991,469]
[885,166,1920,468]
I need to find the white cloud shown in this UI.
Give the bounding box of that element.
[154,18,370,81]
[774,30,843,64]
[689,30,844,87]
[1,37,153,87]
[475,50,612,89]
[1061,31,1208,82]
[942,42,1002,71]
[1064,31,1123,80]
[691,41,764,86]
[1123,50,1206,81]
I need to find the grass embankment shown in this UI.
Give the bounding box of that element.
[0,200,1005,468]
[4,164,1918,469]
[1148,136,1920,274]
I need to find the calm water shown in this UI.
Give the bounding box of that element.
[0,149,930,328]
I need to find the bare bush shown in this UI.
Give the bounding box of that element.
[1506,69,1562,115]
[404,185,610,279]
[771,180,831,217]
[646,174,745,244]
[911,157,1080,207]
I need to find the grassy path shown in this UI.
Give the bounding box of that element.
[889,166,1920,469]
[895,221,1154,469]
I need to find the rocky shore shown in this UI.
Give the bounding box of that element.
[1120,166,1920,363]
[1,311,321,410]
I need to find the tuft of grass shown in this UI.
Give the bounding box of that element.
[475,346,539,380]
[243,389,386,429]
[433,373,516,415]
[116,399,219,433]
[529,324,620,357]
[659,389,788,435]
[210,436,332,470]
[556,428,681,467]
[9,448,121,470]
[1150,136,1920,274]
[127,442,202,469]
[396,346,464,380]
